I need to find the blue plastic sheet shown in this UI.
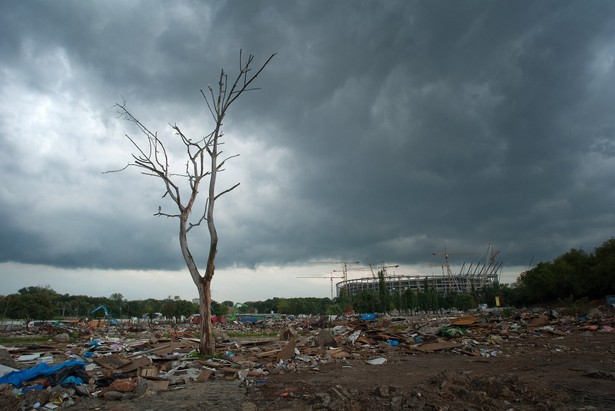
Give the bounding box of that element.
[0,359,86,388]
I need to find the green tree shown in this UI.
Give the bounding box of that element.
[352,290,379,313]
[110,293,124,302]
[377,270,390,313]
[552,249,591,298]
[453,293,475,311]
[325,303,342,315]
[161,298,177,319]
[516,262,557,303]
[176,299,198,318]
[403,288,418,314]
[211,300,228,316]
[9,287,57,329]
[588,238,615,298]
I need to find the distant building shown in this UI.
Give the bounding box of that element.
[336,253,502,296]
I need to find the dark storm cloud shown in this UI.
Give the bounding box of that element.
[0,0,613,275]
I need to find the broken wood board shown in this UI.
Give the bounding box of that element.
[94,353,132,370]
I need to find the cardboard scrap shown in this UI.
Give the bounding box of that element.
[197,369,214,382]
[415,341,462,352]
[120,355,152,373]
[138,365,159,378]
[450,316,481,326]
[149,379,170,391]
[314,329,337,347]
[276,338,296,361]
[327,348,350,359]
[529,315,549,328]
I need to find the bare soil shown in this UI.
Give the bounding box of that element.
[64,328,615,410]
[244,332,615,410]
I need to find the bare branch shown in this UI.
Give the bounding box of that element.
[226,53,276,107]
[214,182,240,200]
[187,215,206,232]
[154,210,180,218]
[218,154,240,170]
[102,163,131,174]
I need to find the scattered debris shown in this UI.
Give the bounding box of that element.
[0,304,613,409]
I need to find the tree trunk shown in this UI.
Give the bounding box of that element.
[179,218,216,356]
[196,279,215,355]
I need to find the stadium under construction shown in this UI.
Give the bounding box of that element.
[334,246,503,297]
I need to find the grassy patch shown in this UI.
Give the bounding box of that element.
[0,336,51,344]
[227,331,278,339]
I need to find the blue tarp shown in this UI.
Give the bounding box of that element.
[0,359,86,388]
[359,313,377,321]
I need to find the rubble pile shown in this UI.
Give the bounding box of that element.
[0,306,613,409]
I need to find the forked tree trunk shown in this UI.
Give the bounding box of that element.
[180,218,216,355]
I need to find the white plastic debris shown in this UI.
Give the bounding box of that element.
[366,357,387,365]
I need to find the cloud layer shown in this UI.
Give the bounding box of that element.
[1,1,614,299]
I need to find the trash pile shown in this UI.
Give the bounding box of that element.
[0,305,613,409]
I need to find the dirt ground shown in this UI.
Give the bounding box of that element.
[243,332,615,410]
[60,328,615,410]
[2,311,614,410]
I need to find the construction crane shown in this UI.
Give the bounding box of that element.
[367,257,376,278]
[296,272,345,299]
[365,258,399,279]
[298,259,360,298]
[432,248,482,293]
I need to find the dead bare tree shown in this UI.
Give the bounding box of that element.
[108,51,275,355]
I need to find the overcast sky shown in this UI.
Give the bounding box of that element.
[1,1,614,302]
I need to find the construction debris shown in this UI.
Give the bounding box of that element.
[0,304,614,409]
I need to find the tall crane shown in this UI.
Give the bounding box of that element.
[296,272,345,299]
[365,257,399,279]
[432,248,481,293]
[298,259,360,298]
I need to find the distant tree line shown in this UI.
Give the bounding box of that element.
[507,237,615,305]
[0,287,200,327]
[2,239,613,325]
